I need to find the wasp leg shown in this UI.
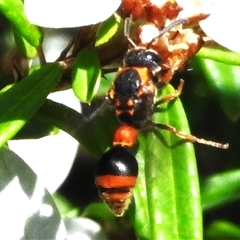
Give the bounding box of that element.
[152,122,229,149]
[155,79,184,106]
[87,98,110,121]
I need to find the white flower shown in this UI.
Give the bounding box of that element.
[8,90,80,193]
[24,0,121,28]
[200,0,240,53]
[176,0,215,19]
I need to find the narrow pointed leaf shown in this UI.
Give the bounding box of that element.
[37,99,117,157]
[201,170,240,211]
[133,84,202,240]
[72,48,101,103]
[196,47,240,66]
[0,0,42,47]
[13,28,37,59]
[95,14,121,46]
[205,220,240,240]
[0,63,63,147]
[192,57,240,121]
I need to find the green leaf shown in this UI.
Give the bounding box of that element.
[196,47,240,66]
[72,48,101,103]
[129,143,150,238]
[13,27,37,58]
[96,73,115,97]
[83,202,114,221]
[0,63,63,147]
[201,170,240,211]
[95,13,122,47]
[53,193,79,218]
[132,84,202,240]
[191,57,240,121]
[205,220,240,240]
[37,99,118,157]
[0,0,42,47]
[0,147,66,239]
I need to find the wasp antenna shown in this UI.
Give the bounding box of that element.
[124,17,137,48]
[147,19,189,48]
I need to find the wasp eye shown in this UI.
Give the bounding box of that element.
[146,51,161,63]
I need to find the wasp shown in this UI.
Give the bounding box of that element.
[95,19,229,217]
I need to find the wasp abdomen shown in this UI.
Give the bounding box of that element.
[95,146,138,216]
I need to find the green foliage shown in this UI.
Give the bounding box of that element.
[0,63,63,147]
[0,0,42,47]
[13,28,37,58]
[95,13,122,46]
[205,220,240,239]
[72,48,101,103]
[131,85,201,240]
[192,56,240,121]
[0,2,240,240]
[197,47,240,66]
[202,170,240,211]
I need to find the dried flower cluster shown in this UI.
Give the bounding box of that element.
[119,0,212,82]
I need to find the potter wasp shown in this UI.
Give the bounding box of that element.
[95,19,229,217]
